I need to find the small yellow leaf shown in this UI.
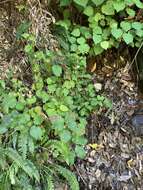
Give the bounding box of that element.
[127,159,134,168]
[91,62,96,72]
[89,143,104,150]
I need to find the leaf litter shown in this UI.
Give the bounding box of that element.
[76,52,143,190]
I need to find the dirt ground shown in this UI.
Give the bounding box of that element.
[76,60,143,190]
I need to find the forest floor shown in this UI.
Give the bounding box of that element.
[0,5,143,190]
[76,57,143,190]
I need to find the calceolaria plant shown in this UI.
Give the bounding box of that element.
[55,0,143,55]
[0,33,111,189]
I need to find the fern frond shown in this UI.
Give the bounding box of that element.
[28,136,35,154]
[18,131,28,159]
[4,148,40,182]
[46,173,54,190]
[54,165,79,190]
[46,140,71,165]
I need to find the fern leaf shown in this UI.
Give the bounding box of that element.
[4,148,40,182]
[54,165,79,190]
[46,140,71,165]
[46,174,54,190]
[18,131,28,159]
[28,136,35,154]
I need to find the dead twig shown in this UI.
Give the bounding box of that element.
[74,164,87,186]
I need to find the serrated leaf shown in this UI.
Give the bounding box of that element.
[30,126,43,140]
[123,32,133,44]
[78,43,90,54]
[91,0,105,6]
[132,22,143,30]
[120,21,131,32]
[60,130,71,142]
[93,34,102,44]
[134,0,143,8]
[83,6,94,16]
[113,1,125,12]
[75,145,86,158]
[101,2,115,15]
[111,28,123,39]
[100,41,109,49]
[52,116,65,131]
[71,28,80,37]
[73,0,88,7]
[52,65,62,77]
[136,30,143,37]
[77,37,86,44]
[126,8,135,17]
[92,26,102,34]
[93,45,104,55]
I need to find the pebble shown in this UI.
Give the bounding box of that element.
[132,114,143,136]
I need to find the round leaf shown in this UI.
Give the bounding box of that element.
[60,105,69,112]
[123,32,133,44]
[100,41,109,49]
[111,28,123,39]
[30,126,43,140]
[60,130,71,142]
[52,65,62,77]
[71,28,80,37]
[83,6,94,16]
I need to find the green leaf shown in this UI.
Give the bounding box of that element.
[2,94,17,113]
[134,0,143,8]
[60,105,69,112]
[77,37,86,44]
[78,43,90,54]
[56,20,71,30]
[73,0,88,7]
[52,116,65,131]
[30,126,43,140]
[75,145,86,158]
[123,32,133,44]
[93,45,104,55]
[113,1,125,12]
[91,0,105,6]
[60,130,71,142]
[92,26,102,34]
[52,65,62,77]
[100,41,109,49]
[0,125,7,134]
[93,34,102,44]
[120,21,131,32]
[94,13,103,22]
[24,44,33,53]
[126,8,135,17]
[71,28,80,37]
[27,96,37,105]
[60,0,71,6]
[132,22,143,30]
[111,28,123,39]
[101,2,115,15]
[136,30,143,37]
[70,44,78,52]
[33,115,43,125]
[83,6,94,16]
[16,102,25,111]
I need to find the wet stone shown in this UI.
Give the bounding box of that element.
[132,115,143,136]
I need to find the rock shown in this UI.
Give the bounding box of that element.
[132,115,143,136]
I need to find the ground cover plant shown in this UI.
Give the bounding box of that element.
[0,0,143,189]
[0,32,111,189]
[54,0,143,55]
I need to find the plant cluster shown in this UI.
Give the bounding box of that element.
[0,33,111,189]
[55,0,143,55]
